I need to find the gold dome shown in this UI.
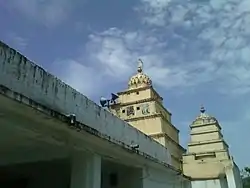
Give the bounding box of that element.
[192,106,217,125]
[128,59,152,90]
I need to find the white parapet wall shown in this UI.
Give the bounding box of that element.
[0,41,173,169]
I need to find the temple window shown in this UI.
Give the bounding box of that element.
[126,106,135,116]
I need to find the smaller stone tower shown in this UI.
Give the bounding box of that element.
[110,59,185,170]
[183,106,243,188]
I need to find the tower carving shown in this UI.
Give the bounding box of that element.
[183,106,242,188]
[110,59,185,169]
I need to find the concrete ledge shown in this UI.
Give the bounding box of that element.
[0,41,173,171]
[0,84,181,173]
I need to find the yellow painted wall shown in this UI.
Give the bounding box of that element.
[129,117,163,134]
[118,89,151,104]
[191,131,222,142]
[188,141,227,153]
[191,124,220,134]
[160,118,179,143]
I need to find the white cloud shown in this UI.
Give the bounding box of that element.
[47,0,250,97]
[134,0,250,94]
[52,28,214,95]
[54,25,249,97]
[51,59,107,97]
[135,0,171,26]
[1,0,249,169]
[132,0,250,167]
[6,32,28,50]
[4,0,74,27]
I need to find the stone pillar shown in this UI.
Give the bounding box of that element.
[226,167,237,188]
[70,152,101,188]
[183,180,192,188]
[173,177,191,188]
[225,165,243,188]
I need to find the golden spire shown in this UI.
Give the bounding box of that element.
[200,104,206,114]
[128,58,152,90]
[193,104,217,124]
[137,59,143,73]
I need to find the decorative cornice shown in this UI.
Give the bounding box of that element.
[190,130,223,137]
[183,149,229,156]
[150,132,186,152]
[188,139,229,148]
[117,86,151,94]
[190,121,222,130]
[124,112,161,121]
[111,97,155,107]
[190,176,225,181]
[194,152,216,158]
[117,86,163,100]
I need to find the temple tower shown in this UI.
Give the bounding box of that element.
[110,59,185,169]
[183,106,243,188]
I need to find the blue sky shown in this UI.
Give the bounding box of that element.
[0,0,250,169]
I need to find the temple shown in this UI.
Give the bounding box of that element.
[183,106,243,187]
[110,59,243,188]
[110,59,185,170]
[0,39,243,188]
